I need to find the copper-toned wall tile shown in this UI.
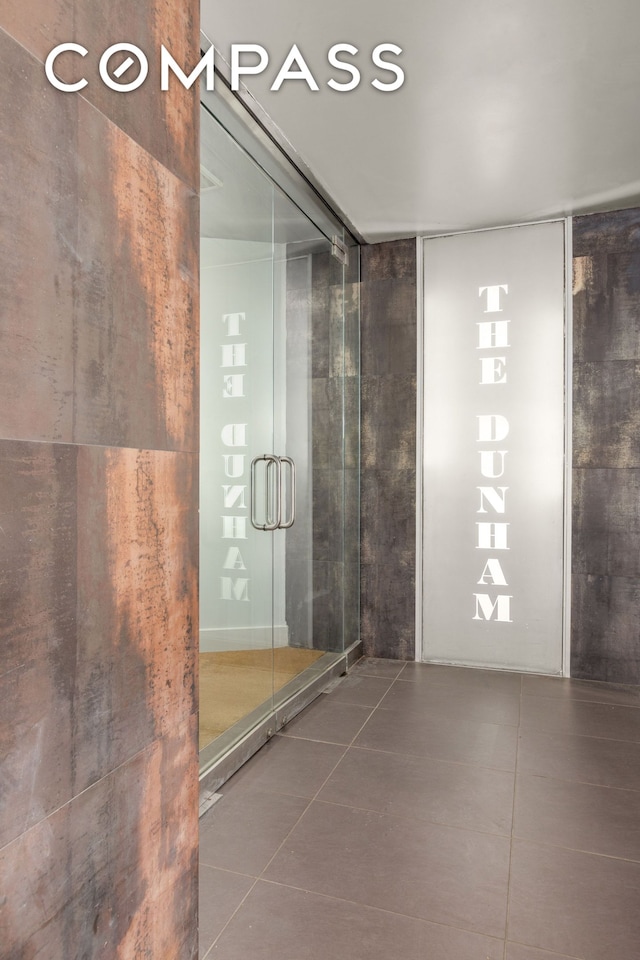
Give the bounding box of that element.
[2,0,200,189]
[74,445,198,793]
[0,33,199,452]
[0,31,77,442]
[0,440,77,849]
[0,720,198,959]
[1,1,199,952]
[73,101,199,451]
[0,440,77,677]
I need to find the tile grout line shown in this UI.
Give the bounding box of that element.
[306,795,512,841]
[506,940,582,960]
[200,873,261,960]
[520,691,640,712]
[507,834,640,867]
[255,875,507,947]
[515,770,640,796]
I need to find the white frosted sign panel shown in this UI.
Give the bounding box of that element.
[422,222,565,674]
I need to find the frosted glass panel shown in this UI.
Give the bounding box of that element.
[422,222,565,675]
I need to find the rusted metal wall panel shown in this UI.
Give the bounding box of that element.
[360,239,417,660]
[1,0,199,189]
[0,29,198,451]
[572,207,640,683]
[0,0,199,955]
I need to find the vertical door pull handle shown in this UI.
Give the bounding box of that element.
[278,456,296,529]
[250,454,281,531]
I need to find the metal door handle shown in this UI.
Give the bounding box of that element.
[278,456,296,529]
[250,455,295,530]
[250,454,281,530]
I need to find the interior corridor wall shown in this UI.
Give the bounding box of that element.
[0,4,200,956]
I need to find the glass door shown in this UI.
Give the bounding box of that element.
[199,101,360,770]
[199,115,277,753]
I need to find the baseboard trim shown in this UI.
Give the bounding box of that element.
[199,624,289,652]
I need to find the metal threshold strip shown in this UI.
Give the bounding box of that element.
[198,639,363,806]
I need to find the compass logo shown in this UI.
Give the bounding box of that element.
[44,42,405,93]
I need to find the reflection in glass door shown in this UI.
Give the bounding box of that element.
[199,102,360,771]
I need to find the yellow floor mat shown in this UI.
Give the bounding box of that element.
[199,646,325,750]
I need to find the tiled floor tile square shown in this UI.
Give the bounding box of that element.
[517,726,640,791]
[522,674,640,708]
[350,657,408,679]
[198,865,254,958]
[221,734,345,799]
[400,661,522,696]
[520,696,640,742]
[199,788,308,876]
[355,705,518,770]
[279,698,373,744]
[508,839,640,960]
[207,880,504,960]
[379,677,520,725]
[514,773,640,860]
[264,800,511,938]
[324,673,394,707]
[319,746,514,835]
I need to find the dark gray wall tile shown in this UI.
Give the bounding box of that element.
[574,207,640,255]
[571,574,640,684]
[362,237,417,282]
[361,470,416,570]
[573,253,640,361]
[361,563,416,660]
[361,375,417,472]
[361,279,417,377]
[573,469,640,576]
[312,561,346,651]
[572,206,640,684]
[312,470,344,563]
[360,239,418,660]
[573,361,640,467]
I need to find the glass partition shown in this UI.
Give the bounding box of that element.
[199,102,360,770]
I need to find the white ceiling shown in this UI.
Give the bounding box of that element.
[202,0,640,243]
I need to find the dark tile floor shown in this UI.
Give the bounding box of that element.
[199,659,640,960]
